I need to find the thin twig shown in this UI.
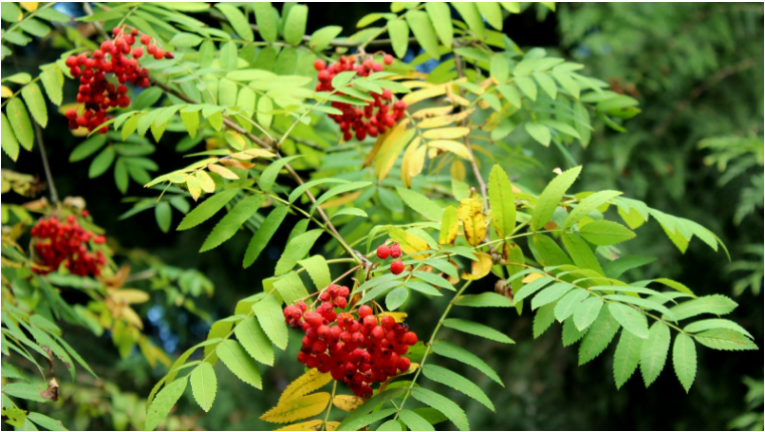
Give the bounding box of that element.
[81,2,109,40]
[34,122,58,204]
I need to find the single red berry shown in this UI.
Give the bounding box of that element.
[390,260,404,275]
[403,331,418,346]
[397,356,410,371]
[164,51,174,59]
[376,245,390,259]
[389,244,402,259]
[146,44,156,54]
[372,62,383,72]
[383,54,394,65]
[381,315,395,330]
[153,48,164,60]
[132,47,143,59]
[112,27,122,36]
[313,59,326,71]
[140,34,151,45]
[65,109,77,120]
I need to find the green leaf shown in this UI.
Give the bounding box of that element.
[133,87,163,110]
[573,297,604,331]
[672,333,696,393]
[296,255,331,290]
[531,165,582,231]
[399,410,435,432]
[406,11,440,60]
[533,301,557,338]
[377,420,403,431]
[578,305,621,365]
[275,229,322,275]
[199,194,264,252]
[178,189,239,231]
[603,255,656,279]
[609,303,649,339]
[534,72,557,99]
[219,41,238,72]
[612,329,643,389]
[145,377,188,431]
[6,97,34,150]
[564,191,622,229]
[154,202,172,233]
[451,2,484,40]
[693,329,759,351]
[422,364,495,412]
[561,316,588,347]
[169,32,204,47]
[410,387,469,431]
[385,287,409,311]
[412,271,454,291]
[442,318,513,344]
[253,294,289,350]
[2,382,50,403]
[500,2,520,13]
[215,4,254,42]
[431,341,503,386]
[181,110,200,138]
[579,220,636,246]
[215,339,262,389]
[70,135,107,162]
[490,54,509,84]
[36,7,70,23]
[259,155,302,192]
[684,319,753,339]
[512,276,554,304]
[604,295,677,322]
[639,322,670,387]
[336,389,405,431]
[1,2,22,22]
[561,233,604,275]
[272,272,309,305]
[313,181,373,211]
[396,186,444,222]
[19,18,51,38]
[243,206,289,268]
[497,84,521,108]
[283,5,308,46]
[532,282,575,310]
[516,76,537,101]
[252,2,277,42]
[425,2,452,48]
[190,362,217,412]
[235,316,274,366]
[553,288,589,322]
[476,2,502,30]
[1,113,20,161]
[89,147,116,178]
[487,165,516,239]
[668,295,737,321]
[455,292,514,308]
[27,413,67,431]
[21,82,47,127]
[310,25,342,51]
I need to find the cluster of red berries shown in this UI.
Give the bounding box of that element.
[30,215,106,276]
[283,284,418,397]
[377,242,405,275]
[313,54,407,142]
[63,27,174,134]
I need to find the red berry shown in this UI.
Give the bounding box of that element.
[65,109,77,120]
[390,260,404,275]
[376,245,390,259]
[389,244,402,259]
[147,44,156,54]
[93,235,106,244]
[372,63,383,72]
[132,47,143,59]
[403,331,418,346]
[153,48,164,60]
[397,356,410,371]
[164,51,174,59]
[383,54,394,65]
[314,59,326,71]
[112,27,122,36]
[358,305,373,318]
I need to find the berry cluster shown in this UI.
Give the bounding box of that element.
[64,27,174,134]
[377,242,405,275]
[283,284,418,398]
[30,215,106,276]
[313,54,407,142]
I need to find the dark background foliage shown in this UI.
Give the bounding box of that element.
[3,2,762,430]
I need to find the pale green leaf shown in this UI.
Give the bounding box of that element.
[145,377,188,431]
[442,318,514,344]
[531,165,582,231]
[672,333,696,393]
[579,305,621,365]
[243,206,289,268]
[579,220,636,246]
[190,362,217,412]
[216,339,262,388]
[639,322,670,387]
[410,387,469,431]
[612,329,642,389]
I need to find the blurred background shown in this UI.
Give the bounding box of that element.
[2,2,762,430]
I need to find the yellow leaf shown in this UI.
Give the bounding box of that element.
[186,175,201,201]
[229,152,256,160]
[245,148,277,158]
[422,127,471,140]
[225,130,247,150]
[375,120,413,181]
[274,420,323,431]
[120,306,144,329]
[110,289,150,304]
[479,77,495,89]
[439,205,459,245]
[522,273,543,283]
[462,251,493,280]
[195,170,216,193]
[333,395,364,412]
[319,190,362,209]
[381,311,407,323]
[402,84,447,106]
[278,369,333,404]
[20,2,38,12]
[400,80,434,89]
[57,103,79,115]
[411,105,453,120]
[451,160,466,181]
[388,226,430,260]
[261,393,330,424]
[428,140,471,160]
[417,109,474,128]
[363,128,390,167]
[445,84,470,106]
[220,159,256,169]
[394,361,419,378]
[458,198,486,246]
[1,86,13,98]
[325,421,340,431]
[400,137,417,188]
[208,163,239,180]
